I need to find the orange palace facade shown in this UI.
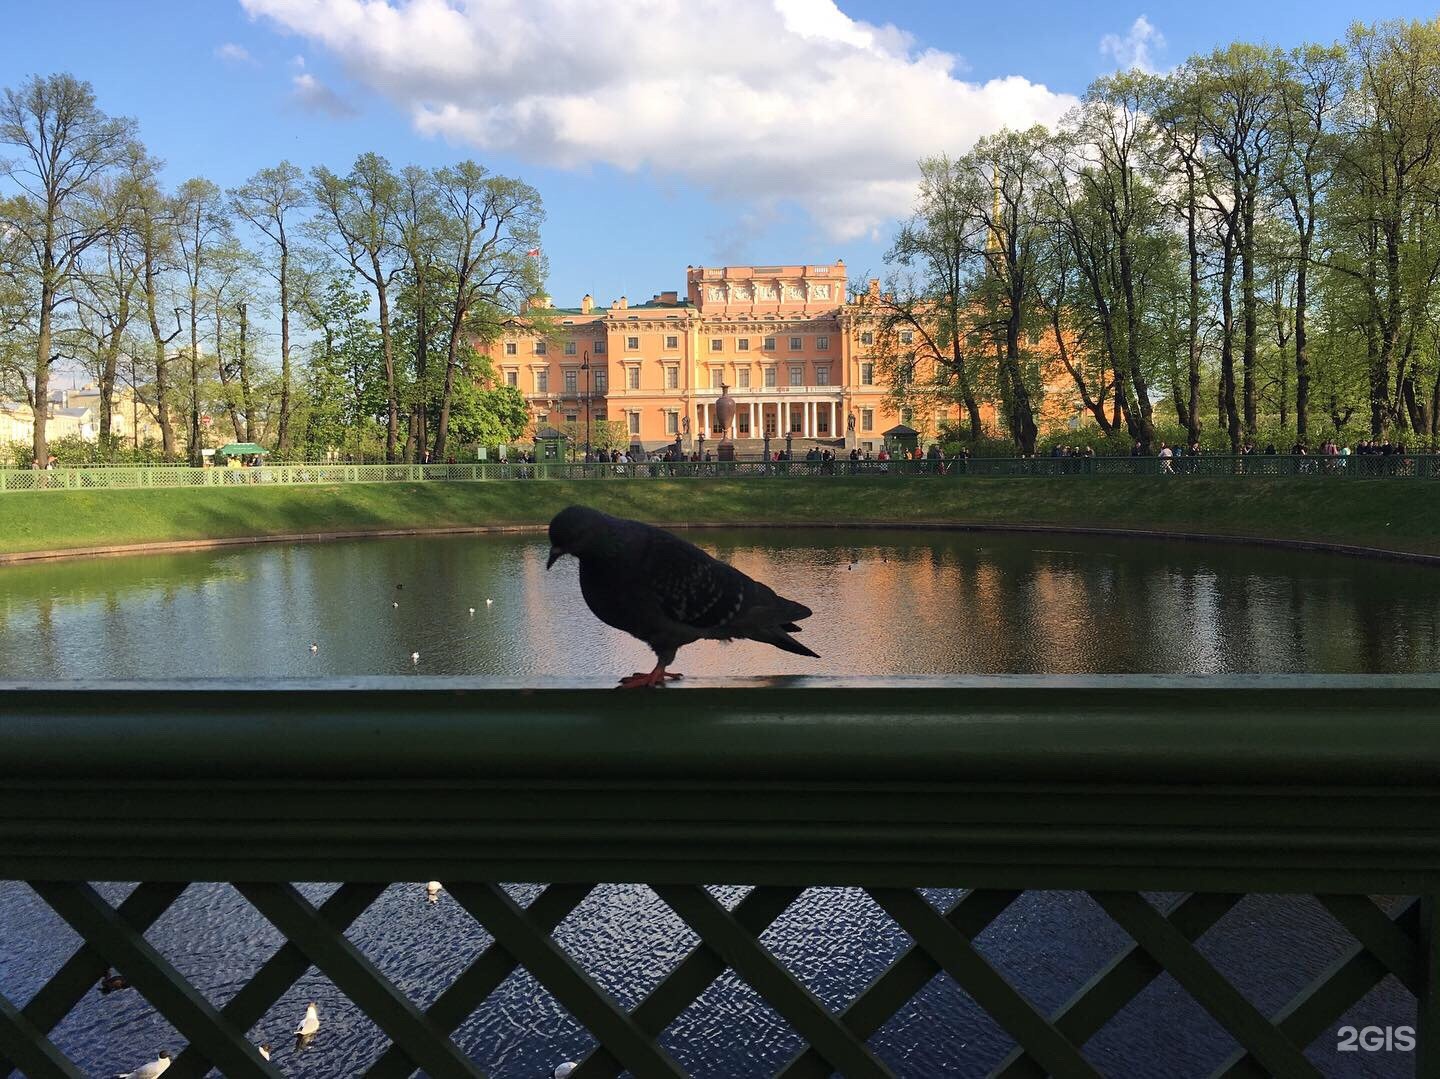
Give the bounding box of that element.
[484,262,933,453]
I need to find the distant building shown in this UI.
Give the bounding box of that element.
[0,400,34,446]
[479,261,1081,453]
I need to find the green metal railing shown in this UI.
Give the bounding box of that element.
[0,676,1436,1077]
[1,453,1437,491]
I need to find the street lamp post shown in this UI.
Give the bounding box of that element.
[582,350,591,461]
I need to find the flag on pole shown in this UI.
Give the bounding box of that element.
[526,247,541,258]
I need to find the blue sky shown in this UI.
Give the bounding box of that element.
[3,1,1434,306]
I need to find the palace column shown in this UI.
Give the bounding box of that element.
[806,401,815,438]
[749,401,757,437]
[782,400,790,436]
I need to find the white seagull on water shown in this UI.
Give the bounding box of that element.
[114,1051,170,1078]
[426,880,442,903]
[295,1000,320,1037]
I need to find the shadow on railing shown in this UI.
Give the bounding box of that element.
[3,453,1440,492]
[0,677,1436,1076]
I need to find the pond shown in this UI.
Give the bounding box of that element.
[0,529,1429,1077]
[2,528,1440,679]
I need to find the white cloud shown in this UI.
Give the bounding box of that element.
[240,0,1077,240]
[215,42,256,64]
[1100,15,1166,74]
[291,72,358,118]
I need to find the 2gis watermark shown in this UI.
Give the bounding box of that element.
[1336,1025,1415,1053]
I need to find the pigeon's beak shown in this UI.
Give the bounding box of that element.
[546,545,564,570]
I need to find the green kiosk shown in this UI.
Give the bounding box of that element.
[533,426,568,473]
[882,424,920,458]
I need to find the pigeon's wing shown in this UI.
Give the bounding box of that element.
[643,529,750,632]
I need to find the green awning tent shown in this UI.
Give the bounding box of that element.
[217,443,268,456]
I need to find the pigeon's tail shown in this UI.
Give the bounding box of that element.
[752,627,821,659]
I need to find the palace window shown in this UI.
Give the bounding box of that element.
[815,366,829,386]
[763,336,776,350]
[737,368,750,388]
[535,370,548,393]
[818,410,829,434]
[564,370,577,394]
[627,367,640,390]
[665,367,678,389]
[628,413,640,435]
[504,342,517,355]
[711,369,723,389]
[626,336,639,350]
[710,338,723,352]
[665,335,679,350]
[899,330,913,344]
[816,335,829,351]
[764,367,777,388]
[505,370,518,387]
[862,408,874,431]
[564,341,577,356]
[665,411,678,435]
[860,331,874,345]
[789,366,803,386]
[535,341,547,355]
[594,411,607,421]
[594,370,608,392]
[738,338,750,351]
[565,413,577,424]
[594,339,606,354]
[738,411,750,435]
[861,363,874,386]
[789,336,802,350]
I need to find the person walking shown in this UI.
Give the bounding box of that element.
[1158,442,1174,475]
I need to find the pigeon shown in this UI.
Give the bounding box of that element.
[98,967,129,994]
[114,1051,170,1078]
[554,1064,577,1079]
[309,642,318,654]
[258,1043,272,1061]
[546,506,818,687]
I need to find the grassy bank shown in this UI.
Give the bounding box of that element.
[0,476,1437,559]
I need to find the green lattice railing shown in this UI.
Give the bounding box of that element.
[0,677,1437,1077]
[1,453,1438,492]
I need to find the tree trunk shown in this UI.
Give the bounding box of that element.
[1240,199,1258,439]
[1219,232,1240,452]
[369,256,399,463]
[215,300,245,441]
[276,227,292,452]
[1295,231,1311,441]
[188,297,202,466]
[237,302,255,443]
[97,286,129,449]
[1185,172,1201,446]
[33,287,52,466]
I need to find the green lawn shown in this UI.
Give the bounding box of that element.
[0,475,1437,558]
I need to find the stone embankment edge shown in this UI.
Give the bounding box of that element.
[2,521,1438,566]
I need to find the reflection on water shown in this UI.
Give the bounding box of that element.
[0,531,1427,1076]
[2,529,1439,678]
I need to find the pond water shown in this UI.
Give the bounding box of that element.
[2,528,1440,679]
[0,530,1429,1077]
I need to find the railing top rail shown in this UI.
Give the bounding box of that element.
[3,677,1438,889]
[3,676,1440,784]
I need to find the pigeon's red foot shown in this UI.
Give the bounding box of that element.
[618,665,683,689]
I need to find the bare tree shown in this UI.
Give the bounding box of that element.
[0,73,136,462]
[231,161,307,451]
[429,162,543,461]
[174,177,230,464]
[311,153,403,460]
